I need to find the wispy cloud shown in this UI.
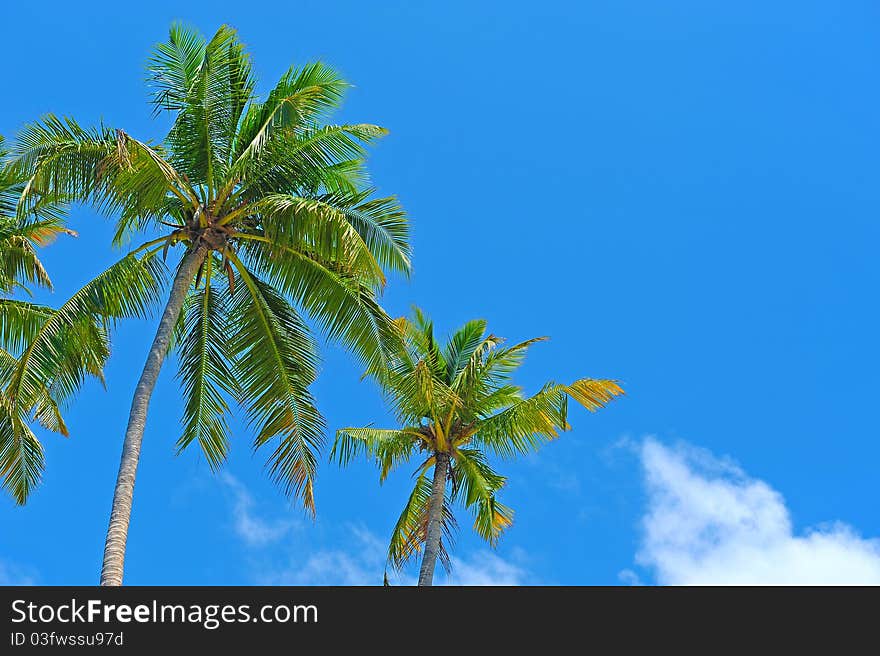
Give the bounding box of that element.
[444,551,530,585]
[629,438,880,585]
[219,473,299,547]
[253,523,532,586]
[617,568,642,586]
[259,525,393,586]
[0,559,37,586]
[218,476,534,586]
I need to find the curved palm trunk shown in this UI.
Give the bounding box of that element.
[417,452,449,587]
[100,248,206,586]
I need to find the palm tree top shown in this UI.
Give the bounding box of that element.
[333,308,624,574]
[7,23,412,513]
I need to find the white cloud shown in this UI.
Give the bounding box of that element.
[631,438,880,585]
[219,473,299,547]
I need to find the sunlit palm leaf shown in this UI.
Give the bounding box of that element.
[231,62,350,173]
[450,448,512,545]
[472,379,624,458]
[239,237,400,378]
[227,254,322,512]
[5,250,166,419]
[388,473,456,572]
[331,427,419,482]
[0,403,44,504]
[176,269,239,468]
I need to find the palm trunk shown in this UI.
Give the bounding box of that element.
[99,248,206,586]
[417,451,449,586]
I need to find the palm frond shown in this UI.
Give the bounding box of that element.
[450,448,512,545]
[10,116,197,241]
[336,193,410,276]
[239,236,400,378]
[472,494,514,546]
[165,24,255,192]
[331,427,419,482]
[251,193,386,286]
[147,22,208,114]
[235,123,386,201]
[472,379,624,458]
[175,268,238,468]
[226,253,322,513]
[0,402,44,505]
[5,250,167,417]
[443,319,488,384]
[231,62,350,173]
[387,473,457,572]
[0,300,54,354]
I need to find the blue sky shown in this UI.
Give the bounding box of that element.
[2,0,879,585]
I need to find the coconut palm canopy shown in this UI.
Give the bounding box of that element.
[8,24,410,514]
[333,309,624,584]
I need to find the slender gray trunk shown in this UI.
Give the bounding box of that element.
[99,248,206,586]
[417,451,449,586]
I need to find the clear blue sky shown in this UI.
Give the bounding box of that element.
[2,1,878,585]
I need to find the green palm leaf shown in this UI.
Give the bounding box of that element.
[239,236,400,377]
[331,427,420,482]
[388,472,457,572]
[231,62,350,172]
[0,404,44,504]
[175,267,238,468]
[5,250,166,417]
[472,379,624,459]
[227,253,322,513]
[450,448,512,545]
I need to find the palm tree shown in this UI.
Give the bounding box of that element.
[10,24,410,585]
[0,136,113,505]
[332,309,624,586]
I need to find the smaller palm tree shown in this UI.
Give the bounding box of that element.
[332,308,624,586]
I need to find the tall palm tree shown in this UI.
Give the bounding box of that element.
[333,309,623,586]
[10,24,410,585]
[0,136,114,505]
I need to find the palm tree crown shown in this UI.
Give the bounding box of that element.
[333,309,624,585]
[10,23,410,510]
